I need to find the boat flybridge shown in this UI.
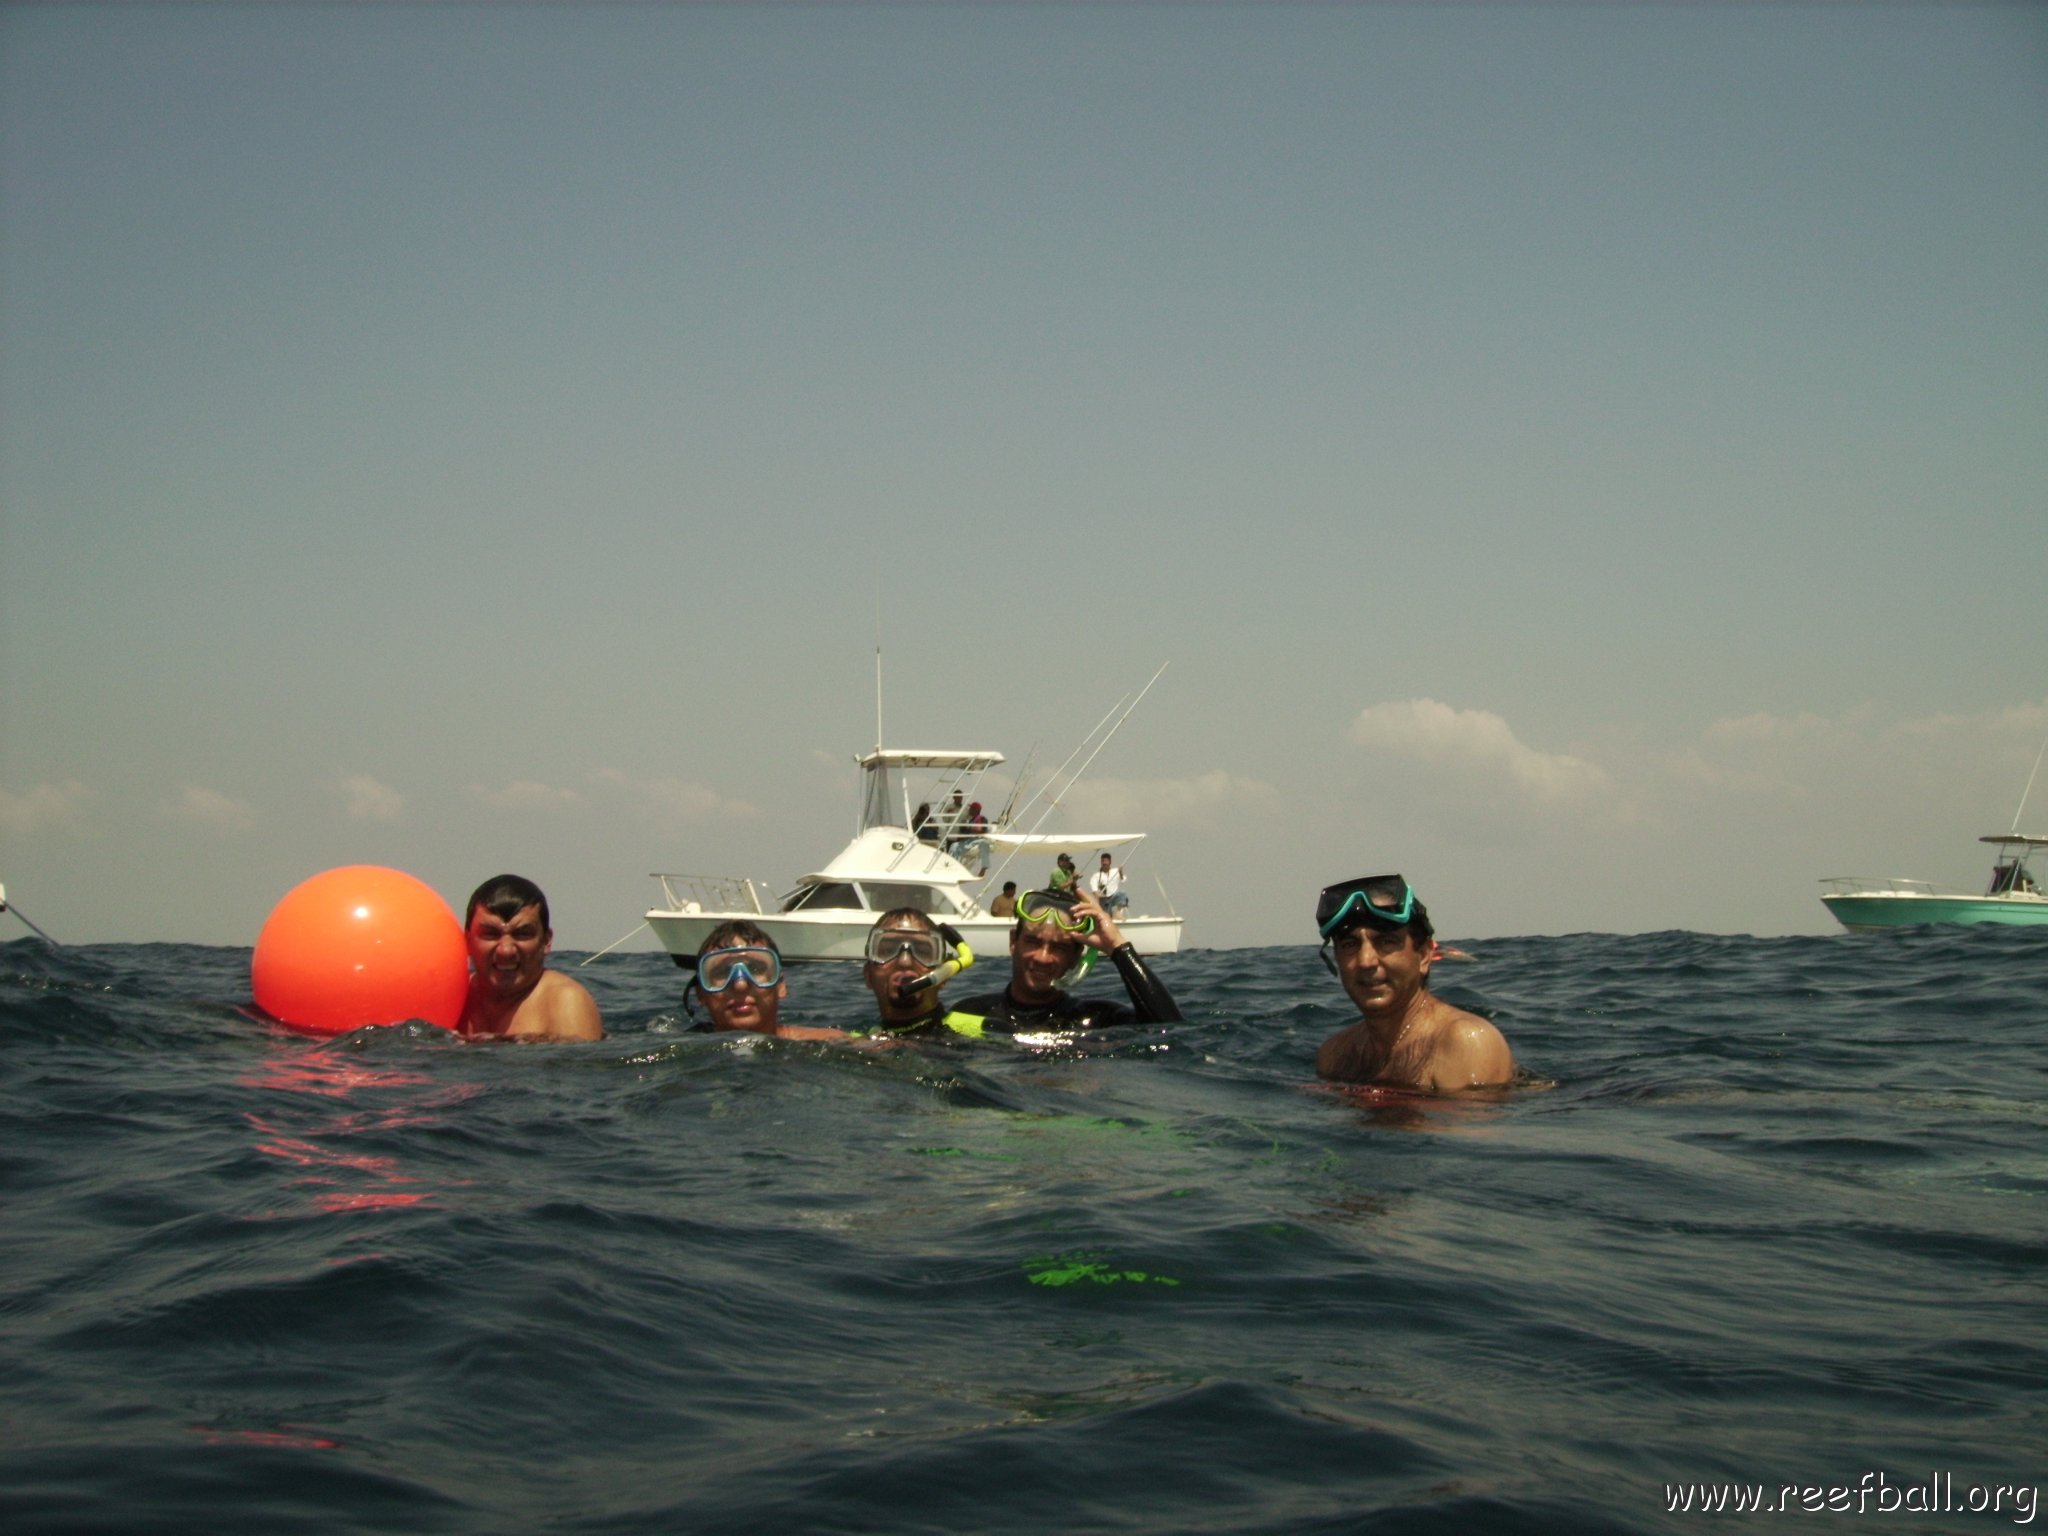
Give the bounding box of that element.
[646,746,1185,965]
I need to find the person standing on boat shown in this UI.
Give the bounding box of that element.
[955,886,1181,1032]
[1311,875,1511,1092]
[688,921,846,1040]
[1085,852,1131,919]
[989,881,1018,918]
[952,800,991,873]
[459,874,605,1042]
[1048,852,1078,894]
[860,910,989,1038]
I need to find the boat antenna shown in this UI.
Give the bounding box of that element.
[873,579,884,755]
[0,881,60,947]
[2011,728,2048,834]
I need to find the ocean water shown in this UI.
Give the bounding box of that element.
[2,928,2042,1535]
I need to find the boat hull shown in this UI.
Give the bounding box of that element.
[647,907,1186,964]
[1821,893,2048,931]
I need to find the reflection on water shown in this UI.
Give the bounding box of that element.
[239,1040,480,1217]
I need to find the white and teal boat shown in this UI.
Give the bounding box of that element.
[1820,835,2048,931]
[1821,734,2048,931]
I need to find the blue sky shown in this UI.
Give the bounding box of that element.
[3,3,2044,950]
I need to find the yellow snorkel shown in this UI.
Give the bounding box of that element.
[897,924,975,998]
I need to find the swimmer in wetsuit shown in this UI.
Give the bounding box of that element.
[954,886,1180,1033]
[860,909,989,1038]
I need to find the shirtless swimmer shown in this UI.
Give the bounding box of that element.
[1312,874,1511,1092]
[459,874,604,1042]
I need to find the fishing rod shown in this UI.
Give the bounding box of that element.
[1047,662,1170,822]
[995,741,1039,830]
[1013,662,1170,842]
[985,663,1172,895]
[1003,689,1132,831]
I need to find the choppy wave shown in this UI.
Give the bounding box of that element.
[2,928,2043,1534]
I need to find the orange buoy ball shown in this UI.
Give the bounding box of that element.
[252,866,469,1036]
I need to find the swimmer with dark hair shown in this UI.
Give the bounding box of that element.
[1311,875,1511,1091]
[460,874,604,1041]
[954,885,1180,1032]
[860,910,988,1038]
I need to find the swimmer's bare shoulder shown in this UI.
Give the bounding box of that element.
[1317,998,1512,1092]
[1418,1002,1512,1091]
[501,970,605,1042]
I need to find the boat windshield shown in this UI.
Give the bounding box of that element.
[862,883,951,914]
[784,883,862,912]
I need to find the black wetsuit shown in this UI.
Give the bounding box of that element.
[956,945,1181,1033]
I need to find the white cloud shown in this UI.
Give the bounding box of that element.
[590,769,757,827]
[1347,699,1609,802]
[0,780,93,834]
[1898,698,2048,743]
[467,780,583,813]
[161,784,256,832]
[1700,710,1835,746]
[1060,770,1279,829]
[341,774,404,823]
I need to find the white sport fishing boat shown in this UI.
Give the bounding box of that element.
[646,676,1185,965]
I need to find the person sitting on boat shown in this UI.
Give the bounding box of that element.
[689,921,847,1040]
[1311,875,1512,1092]
[912,802,938,843]
[860,909,989,1038]
[950,800,992,873]
[1085,852,1131,919]
[954,885,1181,1033]
[459,874,605,1042]
[989,881,1019,918]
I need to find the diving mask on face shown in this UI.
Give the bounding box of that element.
[697,946,782,993]
[865,928,949,968]
[1315,874,1415,938]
